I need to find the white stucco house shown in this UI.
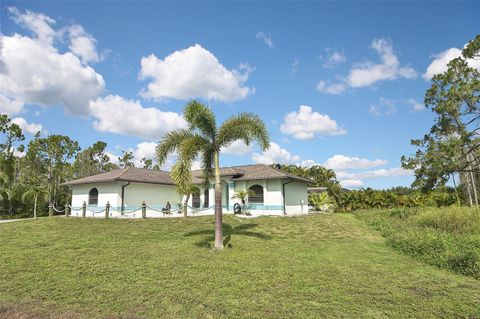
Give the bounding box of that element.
[62,164,311,218]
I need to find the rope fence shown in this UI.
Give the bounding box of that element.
[51,201,220,219]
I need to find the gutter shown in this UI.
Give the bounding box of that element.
[282,180,294,215]
[121,182,130,214]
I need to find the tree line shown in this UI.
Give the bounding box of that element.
[0,116,157,217]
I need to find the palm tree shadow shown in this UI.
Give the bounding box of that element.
[184,223,271,248]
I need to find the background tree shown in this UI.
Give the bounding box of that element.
[157,100,270,249]
[118,150,134,168]
[402,34,480,205]
[25,135,79,207]
[73,141,117,178]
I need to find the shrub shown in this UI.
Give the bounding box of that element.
[356,207,480,279]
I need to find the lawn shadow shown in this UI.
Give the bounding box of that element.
[184,223,272,248]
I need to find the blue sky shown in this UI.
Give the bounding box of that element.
[1,1,479,189]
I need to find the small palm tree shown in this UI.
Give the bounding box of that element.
[231,189,255,206]
[22,186,48,219]
[157,100,270,249]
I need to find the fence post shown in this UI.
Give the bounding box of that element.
[105,202,110,219]
[82,201,86,218]
[142,201,147,219]
[48,204,53,217]
[65,204,70,217]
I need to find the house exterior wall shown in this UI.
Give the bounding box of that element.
[284,182,309,215]
[124,182,181,210]
[69,178,309,218]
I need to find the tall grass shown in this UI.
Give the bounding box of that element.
[356,206,480,279]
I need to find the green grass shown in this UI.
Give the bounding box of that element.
[1,213,479,319]
[355,207,480,279]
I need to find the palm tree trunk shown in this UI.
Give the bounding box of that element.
[34,193,38,219]
[213,151,223,250]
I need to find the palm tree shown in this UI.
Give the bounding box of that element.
[231,189,255,206]
[157,100,270,249]
[22,185,48,219]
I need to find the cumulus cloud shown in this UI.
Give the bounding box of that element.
[280,105,346,140]
[11,117,44,135]
[1,8,105,116]
[67,24,100,64]
[139,44,253,103]
[323,154,387,170]
[407,98,426,112]
[317,38,417,94]
[0,94,24,116]
[423,46,480,80]
[89,95,187,140]
[369,98,396,116]
[8,7,56,45]
[336,167,413,180]
[252,142,300,165]
[256,31,274,49]
[221,140,255,156]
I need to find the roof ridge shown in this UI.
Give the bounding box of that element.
[115,166,132,180]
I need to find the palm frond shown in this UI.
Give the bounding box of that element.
[156,129,195,165]
[183,100,217,139]
[171,160,193,196]
[218,113,270,151]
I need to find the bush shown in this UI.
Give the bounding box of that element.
[356,207,480,279]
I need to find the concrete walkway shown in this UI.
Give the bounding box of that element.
[0,218,34,223]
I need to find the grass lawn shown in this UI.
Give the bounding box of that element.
[1,213,479,319]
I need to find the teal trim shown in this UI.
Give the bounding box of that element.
[246,204,283,210]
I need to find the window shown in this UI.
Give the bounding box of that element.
[88,188,98,206]
[248,185,264,204]
[192,193,201,208]
[203,188,209,208]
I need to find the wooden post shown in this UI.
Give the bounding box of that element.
[142,201,147,219]
[105,202,110,219]
[82,201,86,218]
[65,204,70,217]
[48,204,53,217]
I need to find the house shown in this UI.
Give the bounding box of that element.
[62,164,311,218]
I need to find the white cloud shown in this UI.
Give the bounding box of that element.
[252,142,300,165]
[1,8,105,116]
[11,117,44,135]
[89,95,187,140]
[407,98,426,112]
[139,44,253,103]
[0,94,24,116]
[280,105,346,140]
[321,50,346,68]
[423,46,480,80]
[256,31,274,49]
[67,24,100,64]
[323,155,387,170]
[221,140,255,156]
[339,179,364,188]
[8,7,56,45]
[105,151,120,165]
[133,141,157,163]
[299,159,320,168]
[369,98,396,116]
[316,80,347,95]
[336,167,413,180]
[317,38,417,94]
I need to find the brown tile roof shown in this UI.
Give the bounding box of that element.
[62,167,174,186]
[193,164,313,183]
[62,164,312,186]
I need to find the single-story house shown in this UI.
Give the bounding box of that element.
[62,164,311,218]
